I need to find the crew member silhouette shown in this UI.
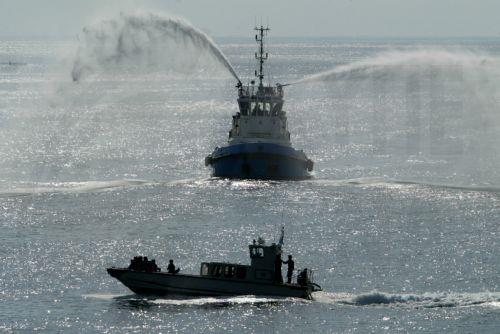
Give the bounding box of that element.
[282,255,295,284]
[167,259,180,274]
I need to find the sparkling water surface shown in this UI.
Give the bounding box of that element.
[0,35,499,333]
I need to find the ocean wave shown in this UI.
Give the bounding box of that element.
[313,291,500,309]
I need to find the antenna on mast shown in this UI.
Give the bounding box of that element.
[254,25,270,87]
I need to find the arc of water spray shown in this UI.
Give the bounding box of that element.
[170,16,241,84]
[153,13,242,83]
[287,49,497,85]
[72,13,242,84]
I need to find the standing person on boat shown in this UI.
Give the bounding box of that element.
[167,259,180,274]
[282,255,295,284]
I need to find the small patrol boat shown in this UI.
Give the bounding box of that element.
[205,26,313,180]
[107,230,322,299]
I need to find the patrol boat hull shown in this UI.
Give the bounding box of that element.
[206,142,313,180]
[107,268,315,299]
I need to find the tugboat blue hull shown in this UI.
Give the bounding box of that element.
[206,143,313,180]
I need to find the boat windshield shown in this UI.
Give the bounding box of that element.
[250,247,264,258]
[239,100,282,116]
[224,266,236,278]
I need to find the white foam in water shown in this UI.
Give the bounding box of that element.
[309,178,500,194]
[150,295,304,306]
[313,291,500,309]
[486,301,500,308]
[293,49,499,83]
[0,178,236,197]
[71,12,240,82]
[82,293,127,300]
[0,179,151,196]
[83,294,304,306]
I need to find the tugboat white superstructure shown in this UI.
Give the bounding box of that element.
[205,26,313,180]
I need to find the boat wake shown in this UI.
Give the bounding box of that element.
[82,293,126,300]
[0,179,153,197]
[313,291,500,309]
[0,177,280,197]
[187,177,500,194]
[149,295,304,306]
[1,176,498,198]
[310,177,500,194]
[6,175,500,197]
[83,293,305,307]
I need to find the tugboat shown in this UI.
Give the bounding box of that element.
[205,26,313,180]
[107,231,322,299]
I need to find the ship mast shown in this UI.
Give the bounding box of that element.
[255,26,270,87]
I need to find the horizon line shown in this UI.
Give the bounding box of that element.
[1,34,499,41]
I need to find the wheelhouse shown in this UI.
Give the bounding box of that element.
[237,85,284,117]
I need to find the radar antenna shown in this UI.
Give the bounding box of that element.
[254,25,270,87]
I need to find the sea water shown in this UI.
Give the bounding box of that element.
[0,30,499,332]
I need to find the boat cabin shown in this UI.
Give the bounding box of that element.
[227,26,291,144]
[237,84,284,117]
[199,240,282,282]
[229,83,291,143]
[248,241,281,281]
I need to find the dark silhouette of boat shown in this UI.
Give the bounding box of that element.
[107,233,321,299]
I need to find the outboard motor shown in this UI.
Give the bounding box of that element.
[297,268,322,292]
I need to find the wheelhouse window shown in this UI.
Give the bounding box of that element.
[224,265,236,278]
[212,264,222,277]
[249,101,272,116]
[239,101,249,116]
[200,263,209,276]
[264,103,271,116]
[250,247,264,258]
